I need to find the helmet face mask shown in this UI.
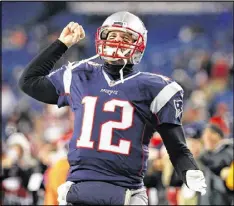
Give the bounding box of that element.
[95,12,147,65]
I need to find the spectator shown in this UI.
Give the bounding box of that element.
[223,161,234,191]
[2,133,38,205]
[182,90,209,125]
[144,136,166,205]
[43,130,71,205]
[199,117,233,205]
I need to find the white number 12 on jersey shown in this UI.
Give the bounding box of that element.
[76,96,134,155]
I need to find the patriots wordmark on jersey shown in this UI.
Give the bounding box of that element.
[47,60,184,189]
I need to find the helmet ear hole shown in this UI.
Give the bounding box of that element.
[100,30,109,40]
[132,34,138,41]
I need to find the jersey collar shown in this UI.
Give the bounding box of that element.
[102,68,141,87]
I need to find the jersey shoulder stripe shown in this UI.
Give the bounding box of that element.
[150,81,183,114]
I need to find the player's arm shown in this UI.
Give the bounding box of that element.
[18,40,68,103]
[150,80,206,195]
[157,124,207,195]
[156,124,197,180]
[18,22,85,103]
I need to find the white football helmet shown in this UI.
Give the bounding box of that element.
[95,11,148,64]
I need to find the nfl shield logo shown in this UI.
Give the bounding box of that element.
[174,99,183,118]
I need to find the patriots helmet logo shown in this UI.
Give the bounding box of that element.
[174,99,183,119]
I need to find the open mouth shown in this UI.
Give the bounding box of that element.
[101,41,135,59]
[104,46,132,59]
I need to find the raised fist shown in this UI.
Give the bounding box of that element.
[58,22,85,48]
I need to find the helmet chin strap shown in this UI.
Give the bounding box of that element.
[68,49,129,84]
[67,54,100,70]
[102,47,131,83]
[119,59,128,83]
[86,47,130,84]
[117,49,130,83]
[85,54,100,62]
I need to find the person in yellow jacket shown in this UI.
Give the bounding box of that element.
[222,161,234,191]
[44,158,70,205]
[44,130,72,205]
[226,161,234,190]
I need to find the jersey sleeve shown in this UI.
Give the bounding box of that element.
[46,65,71,108]
[149,77,184,126]
[46,61,87,108]
[46,61,96,108]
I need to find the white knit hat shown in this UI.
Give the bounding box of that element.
[6,132,31,162]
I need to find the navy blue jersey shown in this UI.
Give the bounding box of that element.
[46,60,184,189]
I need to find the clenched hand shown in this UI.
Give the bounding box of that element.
[58,22,85,48]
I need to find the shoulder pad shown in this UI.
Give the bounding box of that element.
[141,72,171,82]
[87,61,101,67]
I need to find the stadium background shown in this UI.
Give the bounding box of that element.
[1,2,233,205]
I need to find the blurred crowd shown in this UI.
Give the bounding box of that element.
[1,2,233,205]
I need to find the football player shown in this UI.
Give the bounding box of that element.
[19,11,206,205]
